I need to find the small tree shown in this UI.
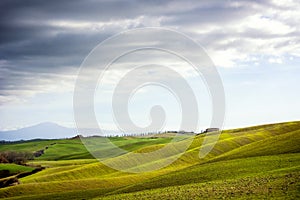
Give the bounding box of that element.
[0,155,9,163]
[0,151,34,165]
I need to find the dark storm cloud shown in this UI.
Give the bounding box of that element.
[0,0,299,104]
[0,0,181,63]
[0,0,246,62]
[0,0,149,104]
[0,0,270,62]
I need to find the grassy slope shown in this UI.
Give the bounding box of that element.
[100,154,300,200]
[102,174,299,200]
[0,140,55,152]
[0,137,174,161]
[0,164,35,180]
[0,164,34,175]
[0,121,299,199]
[5,155,300,200]
[96,122,300,198]
[0,139,91,160]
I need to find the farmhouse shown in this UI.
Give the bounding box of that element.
[204,128,220,133]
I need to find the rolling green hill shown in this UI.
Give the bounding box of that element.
[0,121,299,199]
[0,164,34,178]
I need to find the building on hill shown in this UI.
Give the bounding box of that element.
[70,135,83,139]
[204,128,220,133]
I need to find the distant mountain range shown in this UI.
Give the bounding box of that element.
[0,122,77,141]
[0,122,121,141]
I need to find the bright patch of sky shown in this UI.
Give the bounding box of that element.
[0,0,299,134]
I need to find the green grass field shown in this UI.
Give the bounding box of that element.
[0,121,299,199]
[0,164,35,178]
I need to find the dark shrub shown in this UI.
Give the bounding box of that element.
[0,151,33,165]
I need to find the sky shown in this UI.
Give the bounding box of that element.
[0,0,299,133]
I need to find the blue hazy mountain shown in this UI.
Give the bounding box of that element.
[0,122,121,141]
[0,122,76,141]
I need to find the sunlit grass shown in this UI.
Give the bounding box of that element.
[0,121,299,199]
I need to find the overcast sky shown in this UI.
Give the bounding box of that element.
[0,0,299,133]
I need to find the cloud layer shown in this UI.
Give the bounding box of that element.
[0,0,299,104]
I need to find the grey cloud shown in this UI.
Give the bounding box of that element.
[0,0,299,104]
